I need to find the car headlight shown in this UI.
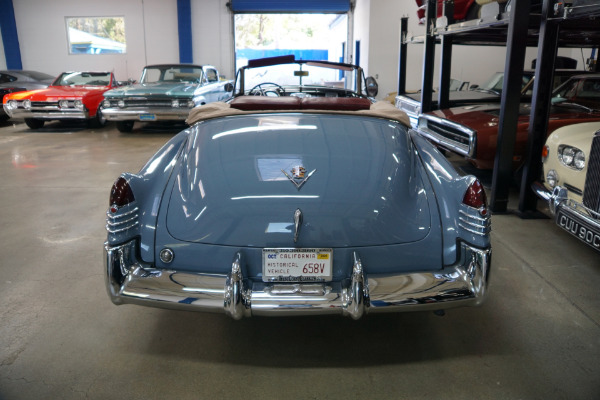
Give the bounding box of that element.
[59,100,70,109]
[187,100,195,108]
[118,100,125,108]
[7,100,18,109]
[546,169,558,188]
[573,150,585,170]
[172,99,180,108]
[103,100,111,108]
[23,99,31,109]
[558,145,585,170]
[74,100,83,110]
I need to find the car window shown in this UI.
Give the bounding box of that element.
[0,73,17,84]
[142,66,203,84]
[205,68,218,83]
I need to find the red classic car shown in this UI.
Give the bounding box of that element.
[2,71,124,129]
[416,74,600,170]
[415,0,480,23]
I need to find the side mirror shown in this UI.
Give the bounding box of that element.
[366,76,378,97]
[224,82,234,93]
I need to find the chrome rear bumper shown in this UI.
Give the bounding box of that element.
[105,240,491,319]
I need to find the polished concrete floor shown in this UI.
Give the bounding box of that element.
[0,119,598,400]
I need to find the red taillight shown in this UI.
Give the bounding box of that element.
[109,177,135,212]
[463,179,487,213]
[541,145,549,162]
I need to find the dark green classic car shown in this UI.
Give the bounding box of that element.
[102,64,233,132]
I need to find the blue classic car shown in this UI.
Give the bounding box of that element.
[101,64,233,132]
[104,91,492,319]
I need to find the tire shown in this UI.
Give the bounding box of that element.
[25,118,45,129]
[88,107,107,128]
[116,120,134,133]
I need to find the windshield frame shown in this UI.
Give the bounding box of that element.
[233,56,367,97]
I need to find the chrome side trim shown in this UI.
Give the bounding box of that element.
[105,240,491,318]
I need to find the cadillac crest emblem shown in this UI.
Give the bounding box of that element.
[282,165,316,190]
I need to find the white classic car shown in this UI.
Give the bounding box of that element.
[533,121,600,252]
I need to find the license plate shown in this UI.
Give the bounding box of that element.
[140,113,156,121]
[262,248,333,282]
[556,209,600,251]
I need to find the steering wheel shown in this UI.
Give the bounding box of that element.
[248,82,286,96]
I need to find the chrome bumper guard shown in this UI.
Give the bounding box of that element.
[105,240,491,319]
[102,107,190,121]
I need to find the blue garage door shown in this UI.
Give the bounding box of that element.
[229,0,350,13]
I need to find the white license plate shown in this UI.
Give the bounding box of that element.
[262,248,333,282]
[140,113,156,121]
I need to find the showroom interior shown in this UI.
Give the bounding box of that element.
[1,0,599,399]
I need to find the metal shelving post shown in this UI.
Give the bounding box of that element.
[489,0,531,213]
[420,0,437,113]
[397,17,408,96]
[518,0,560,215]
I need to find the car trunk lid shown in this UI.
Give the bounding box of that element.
[165,114,433,248]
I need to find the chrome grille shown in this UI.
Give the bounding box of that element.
[31,101,58,108]
[427,119,471,147]
[417,115,476,157]
[124,99,172,107]
[106,207,139,233]
[582,133,600,216]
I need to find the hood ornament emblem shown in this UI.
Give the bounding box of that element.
[294,208,303,243]
[281,165,316,190]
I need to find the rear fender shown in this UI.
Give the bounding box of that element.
[410,130,490,265]
[107,129,190,263]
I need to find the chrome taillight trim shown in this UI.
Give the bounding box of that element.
[458,209,491,236]
[106,206,139,233]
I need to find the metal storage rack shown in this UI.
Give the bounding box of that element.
[398,0,600,215]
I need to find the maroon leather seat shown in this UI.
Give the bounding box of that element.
[301,97,371,111]
[229,96,301,110]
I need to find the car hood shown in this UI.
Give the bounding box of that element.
[104,82,199,98]
[164,114,433,248]
[9,86,108,100]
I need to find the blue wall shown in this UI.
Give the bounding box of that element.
[0,0,23,69]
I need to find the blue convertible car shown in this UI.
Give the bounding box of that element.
[104,79,491,319]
